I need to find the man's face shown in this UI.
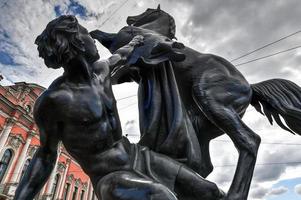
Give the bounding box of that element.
[78,25,100,63]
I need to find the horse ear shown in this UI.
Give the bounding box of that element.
[157,4,161,10]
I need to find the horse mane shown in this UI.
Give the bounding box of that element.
[168,14,176,39]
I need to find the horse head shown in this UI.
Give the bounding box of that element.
[126,5,176,39]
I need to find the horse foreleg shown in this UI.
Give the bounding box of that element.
[199,140,214,178]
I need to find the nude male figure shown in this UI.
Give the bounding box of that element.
[14,15,224,200]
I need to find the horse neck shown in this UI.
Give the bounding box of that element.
[92,30,117,51]
[139,18,170,38]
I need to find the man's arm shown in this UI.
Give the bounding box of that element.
[14,95,59,200]
[107,35,144,70]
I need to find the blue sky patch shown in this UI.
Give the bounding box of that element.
[68,0,87,17]
[54,5,62,16]
[54,0,87,18]
[266,178,301,200]
[0,51,16,65]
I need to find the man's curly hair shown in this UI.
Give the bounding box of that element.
[35,15,86,68]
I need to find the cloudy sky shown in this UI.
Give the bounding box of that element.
[1,0,301,199]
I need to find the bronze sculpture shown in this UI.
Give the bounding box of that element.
[14,15,225,200]
[91,5,301,200]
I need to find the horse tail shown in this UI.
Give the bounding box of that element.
[250,78,301,135]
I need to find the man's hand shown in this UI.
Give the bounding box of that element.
[150,39,186,62]
[129,35,144,47]
[114,35,144,58]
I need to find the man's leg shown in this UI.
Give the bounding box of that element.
[175,165,225,200]
[96,171,178,200]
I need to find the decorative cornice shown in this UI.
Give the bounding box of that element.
[27,130,36,137]
[7,134,25,150]
[5,117,17,124]
[82,182,88,190]
[66,174,74,182]
[57,162,66,173]
[27,145,38,157]
[74,178,82,187]
[0,109,9,118]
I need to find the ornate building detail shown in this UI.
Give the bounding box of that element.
[66,174,74,182]
[6,117,17,125]
[19,87,31,104]
[7,134,25,150]
[6,87,21,98]
[57,162,66,173]
[82,182,88,190]
[0,81,94,199]
[24,103,33,115]
[74,178,82,187]
[27,145,38,157]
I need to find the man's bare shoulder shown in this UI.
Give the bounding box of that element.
[34,76,69,121]
[92,60,112,83]
[93,60,110,75]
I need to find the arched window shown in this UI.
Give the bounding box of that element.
[72,186,78,200]
[63,183,71,200]
[25,104,32,114]
[20,159,31,180]
[51,174,60,200]
[80,190,85,200]
[0,149,13,183]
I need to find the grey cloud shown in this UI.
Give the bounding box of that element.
[267,186,288,196]
[250,186,269,199]
[250,185,288,199]
[163,0,301,84]
[253,146,301,182]
[295,184,301,195]
[254,165,285,182]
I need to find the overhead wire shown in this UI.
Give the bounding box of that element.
[119,101,138,110]
[98,0,131,28]
[212,139,301,146]
[117,94,136,101]
[230,29,301,62]
[215,161,301,168]
[235,45,301,66]
[6,159,301,175]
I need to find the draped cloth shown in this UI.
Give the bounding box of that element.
[136,61,202,173]
[105,26,203,173]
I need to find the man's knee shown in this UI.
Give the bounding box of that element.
[96,171,177,200]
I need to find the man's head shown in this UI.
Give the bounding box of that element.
[35,15,99,69]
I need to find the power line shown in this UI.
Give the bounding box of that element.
[230,30,301,62]
[235,45,301,67]
[212,139,301,146]
[98,0,131,28]
[6,160,301,175]
[117,94,136,101]
[119,102,137,110]
[215,161,301,168]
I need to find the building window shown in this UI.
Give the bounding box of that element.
[25,104,32,114]
[51,174,60,200]
[80,190,85,200]
[20,159,31,180]
[0,149,13,183]
[63,183,70,200]
[72,186,78,200]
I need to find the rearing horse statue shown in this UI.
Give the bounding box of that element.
[91,5,301,200]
